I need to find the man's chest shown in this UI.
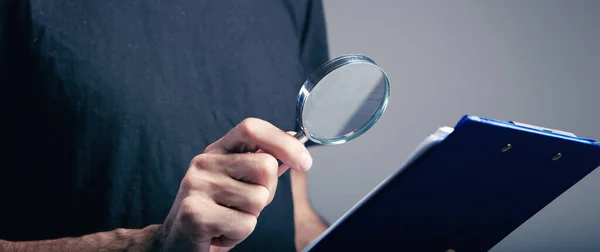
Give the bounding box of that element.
[27,0,304,134]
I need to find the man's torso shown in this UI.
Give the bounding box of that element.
[0,1,327,250]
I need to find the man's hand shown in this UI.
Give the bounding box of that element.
[153,118,313,251]
[0,118,311,252]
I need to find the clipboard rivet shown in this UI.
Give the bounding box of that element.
[552,153,562,161]
[501,144,512,152]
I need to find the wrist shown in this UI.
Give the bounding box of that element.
[110,224,164,252]
[135,224,162,252]
[148,225,167,252]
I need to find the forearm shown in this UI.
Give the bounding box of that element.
[0,224,160,252]
[293,206,327,251]
[290,169,328,251]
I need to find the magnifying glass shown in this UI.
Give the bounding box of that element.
[293,54,390,145]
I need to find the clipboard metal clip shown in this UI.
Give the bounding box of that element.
[508,121,577,137]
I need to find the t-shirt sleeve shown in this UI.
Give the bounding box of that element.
[298,0,330,78]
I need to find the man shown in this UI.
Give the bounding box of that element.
[0,0,330,251]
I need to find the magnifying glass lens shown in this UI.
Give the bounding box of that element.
[295,54,390,145]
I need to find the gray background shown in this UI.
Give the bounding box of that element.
[306,0,600,251]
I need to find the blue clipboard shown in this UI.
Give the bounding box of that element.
[304,115,600,252]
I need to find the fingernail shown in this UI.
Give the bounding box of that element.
[300,151,313,171]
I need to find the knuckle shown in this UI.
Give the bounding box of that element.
[246,187,270,215]
[240,215,258,238]
[256,186,270,208]
[203,142,217,153]
[180,173,210,192]
[237,118,261,140]
[191,154,212,168]
[254,165,270,183]
[256,154,278,192]
[180,197,222,237]
[254,154,277,180]
[179,197,237,239]
[180,197,203,225]
[180,175,195,191]
[262,154,279,176]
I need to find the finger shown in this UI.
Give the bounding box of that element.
[210,205,257,247]
[256,149,289,177]
[231,150,281,194]
[188,152,276,193]
[180,196,257,247]
[273,131,298,176]
[205,118,312,172]
[218,153,278,197]
[219,153,277,188]
[187,153,278,206]
[211,179,271,217]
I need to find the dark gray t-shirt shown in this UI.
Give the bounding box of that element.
[0,1,329,251]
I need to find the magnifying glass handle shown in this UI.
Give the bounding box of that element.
[293,131,309,144]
